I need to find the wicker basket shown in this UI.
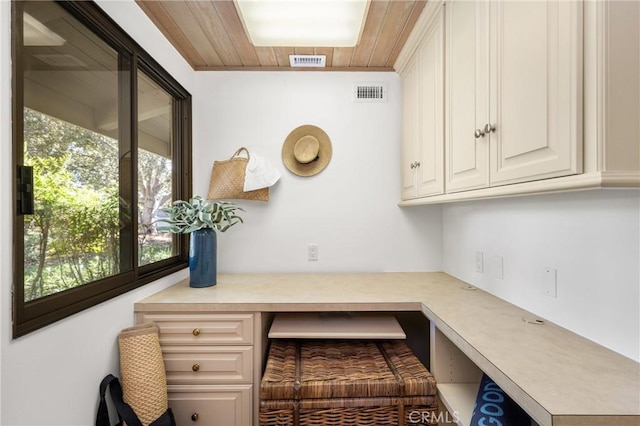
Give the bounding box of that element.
[260,340,439,426]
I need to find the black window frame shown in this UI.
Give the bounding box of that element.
[11,0,192,338]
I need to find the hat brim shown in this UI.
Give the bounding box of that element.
[282,125,332,177]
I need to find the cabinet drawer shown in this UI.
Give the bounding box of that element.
[168,385,252,426]
[163,346,253,384]
[139,313,254,345]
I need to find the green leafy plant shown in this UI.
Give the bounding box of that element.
[156,195,244,234]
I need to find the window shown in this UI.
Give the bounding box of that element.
[137,70,177,266]
[12,0,192,337]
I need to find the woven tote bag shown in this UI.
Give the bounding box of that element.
[118,322,169,426]
[208,147,269,201]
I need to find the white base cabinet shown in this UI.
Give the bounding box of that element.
[135,312,255,426]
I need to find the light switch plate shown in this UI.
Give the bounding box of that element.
[543,267,557,298]
[308,244,319,261]
[475,252,483,273]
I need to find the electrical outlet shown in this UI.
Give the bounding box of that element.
[475,252,484,273]
[308,244,319,261]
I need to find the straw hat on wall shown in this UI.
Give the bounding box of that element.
[282,125,332,177]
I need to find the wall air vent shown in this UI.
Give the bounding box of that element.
[289,55,326,68]
[354,83,388,103]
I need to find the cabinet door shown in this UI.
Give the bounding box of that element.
[401,54,421,200]
[489,0,582,186]
[445,0,490,193]
[401,4,445,200]
[416,5,445,198]
[168,385,252,426]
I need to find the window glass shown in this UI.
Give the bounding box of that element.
[14,0,191,337]
[137,70,176,266]
[22,1,128,301]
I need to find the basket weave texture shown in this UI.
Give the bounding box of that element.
[208,147,269,201]
[118,322,168,426]
[260,340,438,426]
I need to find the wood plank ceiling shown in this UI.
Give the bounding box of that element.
[135,0,426,71]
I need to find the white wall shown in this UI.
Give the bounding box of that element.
[193,71,443,273]
[0,1,193,425]
[442,189,640,361]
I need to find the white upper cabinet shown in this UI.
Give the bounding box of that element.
[446,0,582,193]
[401,50,421,199]
[398,0,639,205]
[398,2,445,200]
[445,0,489,192]
[488,1,582,187]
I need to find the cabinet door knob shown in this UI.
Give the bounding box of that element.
[415,161,421,168]
[484,123,496,134]
[192,328,200,336]
[191,412,199,422]
[192,363,200,372]
[474,128,486,139]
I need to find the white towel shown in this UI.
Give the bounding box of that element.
[244,153,281,192]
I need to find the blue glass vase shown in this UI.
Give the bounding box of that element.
[189,228,217,288]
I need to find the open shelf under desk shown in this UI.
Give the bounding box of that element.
[437,382,480,426]
[268,312,406,339]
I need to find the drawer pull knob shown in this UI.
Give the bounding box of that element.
[484,123,496,134]
[191,412,199,422]
[192,328,200,336]
[192,363,200,372]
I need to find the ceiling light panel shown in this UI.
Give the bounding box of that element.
[23,12,66,46]
[235,0,368,47]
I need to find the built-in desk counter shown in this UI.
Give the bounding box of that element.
[135,273,640,426]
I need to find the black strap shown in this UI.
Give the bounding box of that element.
[150,408,176,426]
[96,374,143,426]
[96,375,115,426]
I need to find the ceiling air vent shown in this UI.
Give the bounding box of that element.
[354,83,388,103]
[289,55,326,68]
[34,54,87,68]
